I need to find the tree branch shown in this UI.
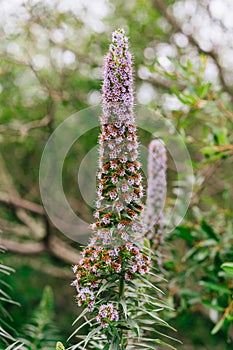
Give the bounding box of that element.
[0,218,32,237]
[0,153,46,239]
[146,75,185,91]
[0,191,45,216]
[1,236,81,265]
[49,236,81,264]
[1,238,45,254]
[20,114,53,136]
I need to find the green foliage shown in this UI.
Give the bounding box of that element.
[20,286,58,350]
[166,217,233,340]
[149,40,233,346]
[221,263,233,276]
[69,269,179,350]
[0,255,63,350]
[5,341,24,350]
[0,246,20,348]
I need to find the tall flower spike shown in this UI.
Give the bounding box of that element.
[95,27,144,247]
[72,29,150,347]
[143,139,167,255]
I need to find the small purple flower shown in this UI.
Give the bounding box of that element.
[124,194,132,204]
[121,182,129,192]
[121,232,128,241]
[72,265,77,273]
[118,169,125,176]
[115,201,124,212]
[131,264,138,273]
[102,216,111,224]
[117,222,125,229]
[109,248,119,257]
[126,242,133,251]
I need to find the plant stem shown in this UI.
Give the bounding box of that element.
[119,276,125,349]
[119,276,125,298]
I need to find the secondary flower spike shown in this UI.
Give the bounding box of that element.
[143,139,167,253]
[72,28,150,337]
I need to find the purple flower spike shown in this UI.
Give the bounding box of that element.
[102,28,134,124]
[72,29,150,327]
[95,28,144,246]
[143,139,167,254]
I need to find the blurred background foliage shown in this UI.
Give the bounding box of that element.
[0,0,233,349]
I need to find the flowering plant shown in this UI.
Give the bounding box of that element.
[71,29,176,350]
[143,139,167,262]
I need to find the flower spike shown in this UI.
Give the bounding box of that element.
[72,29,149,333]
[143,139,167,256]
[70,30,174,350]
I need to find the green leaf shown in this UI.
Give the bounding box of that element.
[142,327,181,344]
[187,59,192,70]
[143,238,151,249]
[211,317,225,335]
[109,336,120,350]
[72,308,88,326]
[197,239,217,248]
[202,299,224,312]
[83,325,102,347]
[175,226,195,244]
[6,342,24,350]
[135,306,172,328]
[128,337,178,349]
[177,93,197,106]
[127,342,155,349]
[199,281,231,294]
[221,262,233,276]
[201,220,219,241]
[119,299,127,319]
[200,146,216,156]
[127,317,140,338]
[151,338,178,350]
[68,317,95,341]
[217,128,228,145]
[198,82,211,99]
[97,276,119,296]
[137,277,164,294]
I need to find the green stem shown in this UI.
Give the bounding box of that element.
[119,276,125,349]
[119,276,125,298]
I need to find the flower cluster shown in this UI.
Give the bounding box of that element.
[143,139,167,253]
[72,243,150,316]
[72,28,150,329]
[102,28,134,122]
[96,304,119,328]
